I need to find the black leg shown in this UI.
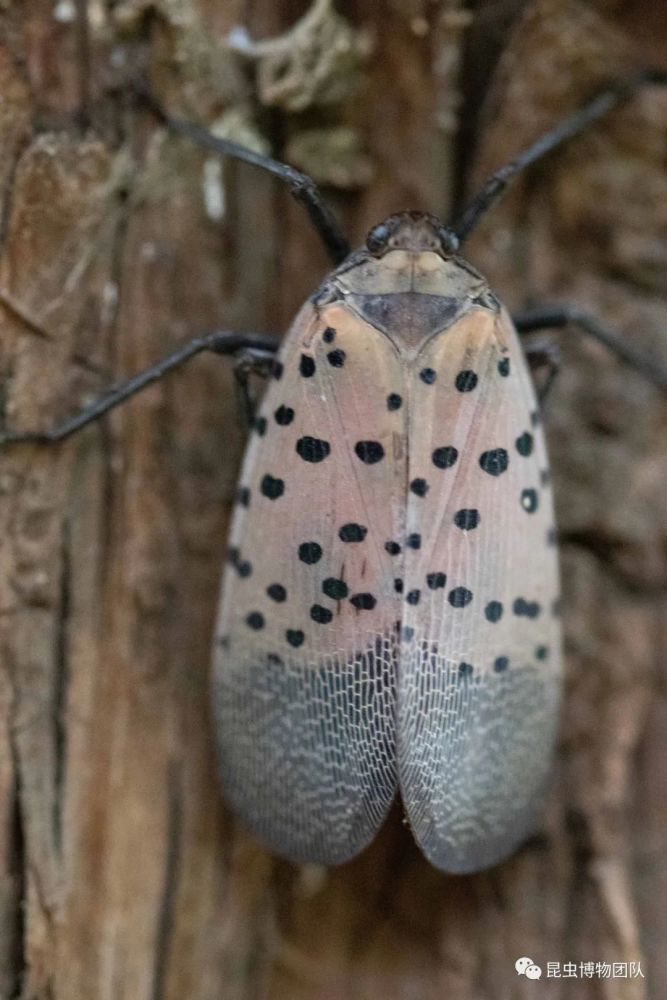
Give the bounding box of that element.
[135,87,350,266]
[233,347,278,425]
[0,330,278,446]
[513,304,667,392]
[453,70,667,242]
[520,333,562,403]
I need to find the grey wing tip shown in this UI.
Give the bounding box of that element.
[414,801,546,874]
[213,641,398,867]
[228,797,391,867]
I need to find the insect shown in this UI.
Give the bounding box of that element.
[2,72,666,874]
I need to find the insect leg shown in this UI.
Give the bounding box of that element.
[519,333,562,403]
[514,304,667,391]
[135,87,350,266]
[453,70,667,242]
[0,330,277,446]
[233,347,278,425]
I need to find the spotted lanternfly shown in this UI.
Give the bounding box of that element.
[3,73,666,874]
[215,212,561,872]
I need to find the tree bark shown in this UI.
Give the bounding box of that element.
[0,1,665,998]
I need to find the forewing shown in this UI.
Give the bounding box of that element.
[398,308,561,873]
[213,302,405,864]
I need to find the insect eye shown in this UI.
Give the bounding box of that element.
[437,226,460,254]
[366,223,391,255]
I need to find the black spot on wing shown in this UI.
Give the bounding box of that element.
[327,349,346,368]
[236,486,251,507]
[267,583,287,602]
[410,478,429,497]
[310,604,333,624]
[355,440,385,464]
[484,601,503,623]
[479,449,508,476]
[350,593,377,611]
[513,597,541,618]
[432,446,458,469]
[298,541,322,564]
[299,354,316,377]
[455,370,478,392]
[339,523,367,543]
[448,587,472,608]
[453,508,480,530]
[521,488,539,513]
[516,431,534,456]
[296,436,331,463]
[274,404,294,426]
[322,577,348,599]
[261,474,285,499]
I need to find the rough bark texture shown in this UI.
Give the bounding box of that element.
[0,1,665,998]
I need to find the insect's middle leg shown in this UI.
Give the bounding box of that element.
[0,330,278,447]
[514,304,667,393]
[516,332,562,404]
[233,347,279,425]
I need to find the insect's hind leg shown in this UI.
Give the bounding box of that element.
[0,330,278,447]
[514,305,667,393]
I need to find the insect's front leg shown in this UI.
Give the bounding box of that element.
[0,330,278,447]
[134,86,350,266]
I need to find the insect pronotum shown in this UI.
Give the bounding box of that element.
[3,72,666,874]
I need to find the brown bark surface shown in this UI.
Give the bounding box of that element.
[0,1,665,998]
